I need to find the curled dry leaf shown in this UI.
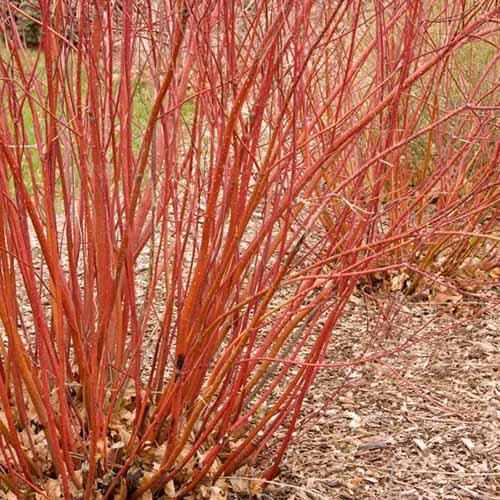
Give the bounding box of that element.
[69,469,84,498]
[229,476,249,494]
[26,429,52,474]
[95,438,108,461]
[112,479,128,500]
[137,471,155,491]
[173,444,196,483]
[209,486,226,499]
[45,478,63,499]
[0,411,9,429]
[199,484,228,500]
[249,479,265,497]
[433,286,462,304]
[110,440,125,450]
[164,479,176,498]
[390,271,409,292]
[347,411,362,430]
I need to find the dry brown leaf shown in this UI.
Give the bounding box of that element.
[95,437,108,460]
[434,288,462,304]
[112,479,128,500]
[249,479,264,497]
[230,423,249,440]
[489,266,500,279]
[390,271,409,292]
[229,477,249,493]
[347,411,362,429]
[45,478,63,498]
[174,444,196,482]
[209,486,226,499]
[142,443,167,471]
[69,469,84,498]
[164,479,176,498]
[112,441,126,452]
[30,430,52,473]
[137,471,155,490]
[349,476,364,489]
[0,411,9,429]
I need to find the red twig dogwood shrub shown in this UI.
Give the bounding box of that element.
[0,0,498,497]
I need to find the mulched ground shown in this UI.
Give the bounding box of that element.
[241,290,500,500]
[17,221,500,499]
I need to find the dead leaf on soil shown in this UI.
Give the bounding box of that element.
[164,479,176,498]
[112,479,128,499]
[413,438,429,454]
[249,478,265,497]
[433,286,462,304]
[229,476,249,494]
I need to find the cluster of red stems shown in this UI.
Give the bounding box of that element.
[0,0,499,498]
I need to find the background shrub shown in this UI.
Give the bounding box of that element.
[9,1,42,47]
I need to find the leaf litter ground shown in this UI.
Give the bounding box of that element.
[8,222,500,499]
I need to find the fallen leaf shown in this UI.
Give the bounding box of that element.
[45,478,63,498]
[229,477,249,494]
[391,272,409,292]
[209,486,226,499]
[434,287,462,304]
[462,437,475,451]
[249,479,264,496]
[413,438,429,454]
[113,479,128,500]
[164,480,176,498]
[347,411,361,430]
